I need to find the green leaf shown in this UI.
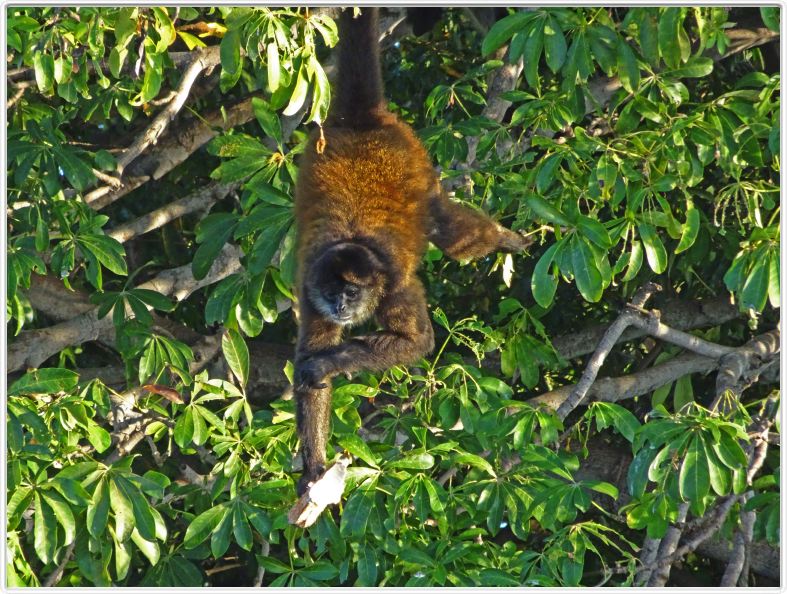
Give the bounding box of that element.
[454,452,496,477]
[658,8,682,69]
[9,368,79,395]
[41,491,76,545]
[132,289,174,312]
[666,56,713,78]
[481,10,535,56]
[621,239,643,282]
[340,488,374,538]
[233,503,253,551]
[356,546,377,586]
[222,329,249,389]
[220,29,241,74]
[192,213,238,280]
[637,10,659,66]
[252,97,283,146]
[266,42,281,92]
[177,30,205,50]
[33,51,55,93]
[130,528,160,566]
[109,478,134,541]
[627,445,658,498]
[113,531,131,580]
[706,441,732,496]
[184,504,228,549]
[337,434,379,468]
[173,407,194,449]
[87,477,110,537]
[531,242,559,308]
[712,433,748,469]
[543,16,567,72]
[740,256,769,311]
[525,194,573,227]
[638,223,667,274]
[34,493,57,564]
[616,39,640,93]
[52,146,96,191]
[536,153,562,193]
[211,505,234,558]
[247,220,291,275]
[283,64,309,117]
[679,436,710,503]
[768,251,780,308]
[388,451,435,470]
[77,234,128,275]
[675,207,700,254]
[576,216,611,248]
[571,237,602,302]
[523,20,545,89]
[761,7,780,31]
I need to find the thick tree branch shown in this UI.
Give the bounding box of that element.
[10,245,242,372]
[550,295,739,361]
[529,352,720,410]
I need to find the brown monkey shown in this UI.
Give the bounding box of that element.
[293,8,530,494]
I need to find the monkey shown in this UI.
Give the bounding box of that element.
[292,8,531,496]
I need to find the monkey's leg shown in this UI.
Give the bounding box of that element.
[428,193,532,261]
[296,281,435,382]
[294,303,343,495]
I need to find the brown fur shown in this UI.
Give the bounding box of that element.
[291,8,532,495]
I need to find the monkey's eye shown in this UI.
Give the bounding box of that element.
[345,286,359,299]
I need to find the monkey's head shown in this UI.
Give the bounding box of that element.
[306,242,385,326]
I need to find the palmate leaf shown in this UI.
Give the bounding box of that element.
[76,234,127,275]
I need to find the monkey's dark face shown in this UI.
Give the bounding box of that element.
[307,243,384,326]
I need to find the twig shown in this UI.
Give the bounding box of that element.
[205,563,243,576]
[116,46,221,174]
[556,282,661,420]
[254,540,271,586]
[720,491,755,587]
[645,503,689,586]
[91,167,122,188]
[42,540,76,587]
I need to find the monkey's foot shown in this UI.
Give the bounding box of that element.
[288,454,352,528]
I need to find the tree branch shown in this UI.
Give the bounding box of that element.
[106,181,239,243]
[116,46,221,174]
[10,245,242,372]
[555,282,661,419]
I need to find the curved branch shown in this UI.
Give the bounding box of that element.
[116,46,221,174]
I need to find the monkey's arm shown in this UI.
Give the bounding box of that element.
[428,193,532,261]
[295,281,435,388]
[294,303,343,493]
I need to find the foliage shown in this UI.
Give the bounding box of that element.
[6,6,780,587]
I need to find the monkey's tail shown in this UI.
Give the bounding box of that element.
[332,7,383,127]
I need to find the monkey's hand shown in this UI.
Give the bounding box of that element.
[500,228,535,253]
[294,355,335,390]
